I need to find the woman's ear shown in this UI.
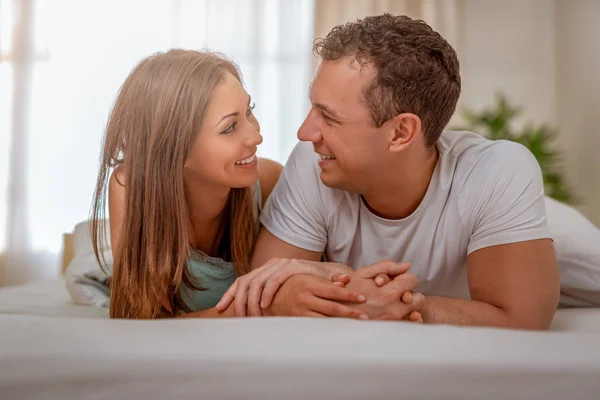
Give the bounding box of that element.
[387,113,421,152]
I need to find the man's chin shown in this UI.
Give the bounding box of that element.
[319,171,347,190]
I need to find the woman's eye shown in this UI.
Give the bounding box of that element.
[222,121,237,134]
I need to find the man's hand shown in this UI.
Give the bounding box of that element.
[332,260,408,288]
[261,274,370,319]
[341,264,425,321]
[216,258,355,316]
[333,261,425,322]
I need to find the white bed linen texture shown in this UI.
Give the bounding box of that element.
[1,279,600,400]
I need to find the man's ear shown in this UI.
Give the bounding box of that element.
[387,113,421,152]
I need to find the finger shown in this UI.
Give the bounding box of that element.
[260,274,292,309]
[374,273,391,287]
[247,261,286,316]
[331,273,350,284]
[379,313,401,321]
[233,277,251,317]
[260,263,319,309]
[333,281,345,287]
[408,311,423,323]
[403,311,416,320]
[309,297,369,320]
[401,291,412,304]
[410,292,426,309]
[380,302,422,321]
[304,311,327,318]
[358,261,411,279]
[217,258,280,311]
[386,273,419,293]
[247,274,270,317]
[312,280,366,304]
[216,278,239,310]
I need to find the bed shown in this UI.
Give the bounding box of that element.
[1,279,600,400]
[3,199,600,400]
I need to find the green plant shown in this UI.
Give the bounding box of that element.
[456,93,575,204]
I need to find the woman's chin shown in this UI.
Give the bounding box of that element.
[228,173,259,189]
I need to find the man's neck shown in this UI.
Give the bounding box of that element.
[361,147,439,220]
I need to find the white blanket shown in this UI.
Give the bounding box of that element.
[1,280,600,399]
[1,312,600,399]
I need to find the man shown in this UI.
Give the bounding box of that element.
[217,14,560,329]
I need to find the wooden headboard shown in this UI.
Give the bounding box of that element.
[61,232,74,275]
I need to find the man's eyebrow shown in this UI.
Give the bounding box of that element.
[314,103,343,121]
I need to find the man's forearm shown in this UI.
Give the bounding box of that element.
[420,296,551,330]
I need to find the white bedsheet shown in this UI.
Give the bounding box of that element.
[1,280,600,399]
[0,279,107,318]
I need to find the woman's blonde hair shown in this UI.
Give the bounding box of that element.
[91,49,256,319]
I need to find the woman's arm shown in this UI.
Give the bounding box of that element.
[108,165,126,257]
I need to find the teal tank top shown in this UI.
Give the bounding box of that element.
[179,182,262,311]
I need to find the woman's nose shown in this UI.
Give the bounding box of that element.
[246,125,263,147]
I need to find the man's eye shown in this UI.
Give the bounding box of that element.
[322,113,335,125]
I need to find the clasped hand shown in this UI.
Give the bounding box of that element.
[215,259,424,322]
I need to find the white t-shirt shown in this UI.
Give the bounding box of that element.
[260,130,552,299]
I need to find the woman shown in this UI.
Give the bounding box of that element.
[90,49,286,319]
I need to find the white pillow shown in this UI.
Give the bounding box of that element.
[545,197,600,307]
[65,221,112,308]
[72,220,111,257]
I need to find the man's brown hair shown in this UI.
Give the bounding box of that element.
[314,14,461,148]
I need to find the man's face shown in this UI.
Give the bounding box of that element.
[297,58,390,193]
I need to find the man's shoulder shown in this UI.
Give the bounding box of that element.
[438,131,543,225]
[439,130,539,184]
[439,130,504,161]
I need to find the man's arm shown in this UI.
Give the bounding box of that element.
[226,228,358,316]
[250,228,322,268]
[413,141,559,329]
[419,239,560,329]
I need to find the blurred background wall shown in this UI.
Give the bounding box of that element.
[1,0,598,286]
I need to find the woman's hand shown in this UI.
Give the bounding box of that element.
[261,274,370,319]
[215,258,355,316]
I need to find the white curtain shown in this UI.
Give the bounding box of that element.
[0,0,315,286]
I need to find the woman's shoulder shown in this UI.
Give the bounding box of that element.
[108,164,126,209]
[257,158,283,206]
[110,163,126,187]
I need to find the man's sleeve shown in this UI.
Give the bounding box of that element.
[259,142,329,252]
[460,141,553,255]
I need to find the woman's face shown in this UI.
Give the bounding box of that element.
[185,71,263,189]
